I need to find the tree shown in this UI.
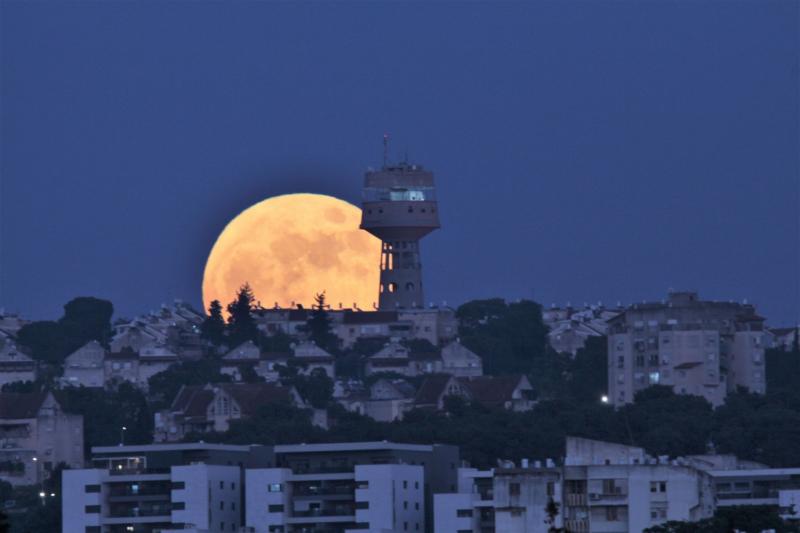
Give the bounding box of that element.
[200,299,227,347]
[15,296,114,367]
[456,298,548,375]
[226,284,259,347]
[303,292,338,353]
[60,297,114,347]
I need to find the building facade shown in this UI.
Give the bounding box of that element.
[0,391,84,486]
[607,291,766,407]
[245,441,459,533]
[62,443,272,533]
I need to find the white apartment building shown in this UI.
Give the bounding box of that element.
[608,291,766,407]
[244,441,459,533]
[434,437,716,533]
[62,443,272,533]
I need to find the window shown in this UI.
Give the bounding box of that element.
[84,505,100,513]
[415,502,419,510]
[172,481,185,490]
[268,483,283,492]
[606,506,619,521]
[220,501,224,510]
[649,371,660,384]
[85,484,100,493]
[355,501,369,509]
[650,481,667,493]
[457,509,473,517]
[509,483,520,496]
[404,501,408,510]
[268,504,284,513]
[403,480,408,489]
[173,502,185,510]
[414,481,419,489]
[85,528,101,533]
[547,482,554,497]
[231,482,236,490]
[617,356,625,369]
[404,522,408,531]
[231,502,236,510]
[219,481,224,489]
[220,522,225,531]
[635,355,644,367]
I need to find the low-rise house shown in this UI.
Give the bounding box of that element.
[292,340,336,378]
[460,375,535,412]
[0,391,83,486]
[62,340,106,388]
[767,326,798,351]
[103,349,139,388]
[0,342,37,388]
[414,375,471,410]
[414,375,535,412]
[154,383,303,442]
[441,340,483,377]
[339,378,417,422]
[365,339,484,378]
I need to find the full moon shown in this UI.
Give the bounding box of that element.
[202,193,381,314]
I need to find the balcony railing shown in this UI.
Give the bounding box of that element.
[108,505,171,518]
[292,506,356,518]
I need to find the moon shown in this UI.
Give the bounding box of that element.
[202,193,382,314]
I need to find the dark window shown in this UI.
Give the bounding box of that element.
[509,483,520,496]
[85,528,101,533]
[355,501,369,509]
[173,502,185,510]
[414,481,419,489]
[404,501,408,510]
[457,509,473,517]
[231,482,236,490]
[171,481,185,490]
[85,484,100,493]
[415,502,419,510]
[220,501,224,510]
[84,505,100,513]
[403,480,408,489]
[268,504,284,513]
[219,481,224,489]
[231,502,236,511]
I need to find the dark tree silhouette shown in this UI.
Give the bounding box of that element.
[226,284,259,346]
[201,299,226,347]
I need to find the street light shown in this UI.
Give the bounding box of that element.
[601,395,609,404]
[120,426,128,446]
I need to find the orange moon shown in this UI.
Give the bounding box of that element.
[202,193,381,314]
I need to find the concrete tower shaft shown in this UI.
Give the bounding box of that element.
[360,163,440,310]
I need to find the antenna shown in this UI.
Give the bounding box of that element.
[383,133,389,168]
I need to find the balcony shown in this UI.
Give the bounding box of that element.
[564,519,589,532]
[107,504,172,518]
[565,493,587,506]
[588,492,627,504]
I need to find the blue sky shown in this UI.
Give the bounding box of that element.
[1,1,798,324]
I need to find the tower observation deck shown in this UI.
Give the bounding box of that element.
[360,161,440,310]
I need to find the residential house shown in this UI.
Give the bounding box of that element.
[414,375,535,412]
[63,341,106,388]
[441,340,483,377]
[154,383,302,442]
[339,378,417,422]
[0,391,83,486]
[0,341,37,388]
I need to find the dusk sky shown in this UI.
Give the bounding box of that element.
[1,2,798,324]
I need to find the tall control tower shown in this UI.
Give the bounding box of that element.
[360,149,440,310]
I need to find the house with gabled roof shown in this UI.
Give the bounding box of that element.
[459,375,535,411]
[154,382,303,442]
[0,391,83,486]
[0,341,37,388]
[62,340,106,388]
[440,340,483,377]
[414,374,536,412]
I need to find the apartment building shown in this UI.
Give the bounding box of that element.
[607,291,766,407]
[245,441,459,533]
[62,442,273,533]
[434,437,716,533]
[0,391,84,486]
